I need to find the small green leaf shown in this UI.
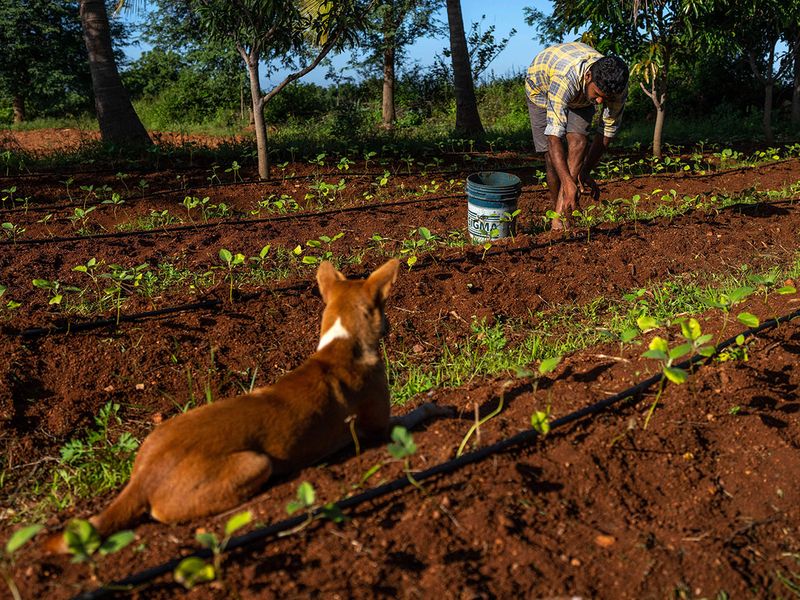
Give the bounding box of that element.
[174,556,216,589]
[32,279,51,288]
[663,366,688,384]
[218,248,232,264]
[736,312,760,328]
[538,356,561,375]
[292,245,303,255]
[530,410,551,434]
[49,294,63,305]
[648,336,669,354]
[698,345,716,357]
[361,463,382,483]
[99,530,135,555]
[620,328,639,343]
[387,426,417,459]
[669,342,692,360]
[735,334,746,345]
[302,256,319,265]
[776,285,796,295]
[195,532,218,550]
[5,524,43,555]
[637,314,659,332]
[680,318,702,341]
[296,481,316,508]
[406,255,417,268]
[728,286,754,304]
[65,519,102,562]
[695,334,714,346]
[642,349,668,361]
[224,511,252,537]
[320,503,347,523]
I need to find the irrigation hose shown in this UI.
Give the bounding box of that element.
[72,306,800,600]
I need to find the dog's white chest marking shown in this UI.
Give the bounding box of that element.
[317,317,351,350]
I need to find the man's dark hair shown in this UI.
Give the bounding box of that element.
[590,56,629,96]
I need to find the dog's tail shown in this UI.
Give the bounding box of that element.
[43,480,148,554]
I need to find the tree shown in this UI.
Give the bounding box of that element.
[347,0,441,129]
[189,0,367,179]
[0,0,92,123]
[527,0,707,159]
[445,0,484,137]
[80,0,151,146]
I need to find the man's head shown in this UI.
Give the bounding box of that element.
[587,56,629,101]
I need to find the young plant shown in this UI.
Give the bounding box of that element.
[399,227,437,269]
[32,278,80,307]
[225,160,243,183]
[101,192,126,219]
[1,524,43,600]
[100,263,149,325]
[218,248,245,303]
[301,232,344,266]
[1,221,25,243]
[68,206,97,234]
[571,205,598,242]
[387,426,422,489]
[704,286,754,334]
[174,511,252,590]
[641,336,692,428]
[64,519,135,579]
[501,208,522,240]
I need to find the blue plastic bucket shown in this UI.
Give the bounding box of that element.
[466,171,523,242]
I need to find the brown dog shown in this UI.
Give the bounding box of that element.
[47,259,441,550]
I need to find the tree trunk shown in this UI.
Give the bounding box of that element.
[245,53,269,179]
[79,0,151,147]
[12,95,24,124]
[792,30,800,126]
[652,104,665,159]
[382,43,396,128]
[763,81,774,145]
[445,0,484,137]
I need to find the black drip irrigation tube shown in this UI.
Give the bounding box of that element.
[0,193,465,247]
[15,281,310,339]
[73,307,800,600]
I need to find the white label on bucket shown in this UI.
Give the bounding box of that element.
[468,203,516,242]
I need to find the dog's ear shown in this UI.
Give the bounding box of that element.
[365,259,400,305]
[316,261,345,304]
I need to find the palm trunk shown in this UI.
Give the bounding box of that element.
[79,0,150,146]
[12,95,24,124]
[445,0,484,137]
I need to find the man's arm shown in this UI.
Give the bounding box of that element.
[548,134,579,216]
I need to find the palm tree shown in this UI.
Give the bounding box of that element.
[445,0,483,136]
[80,0,151,146]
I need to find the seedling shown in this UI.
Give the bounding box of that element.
[717,334,751,362]
[1,222,25,243]
[115,172,130,192]
[301,232,344,266]
[248,244,271,267]
[641,336,692,428]
[363,150,377,170]
[32,278,80,306]
[0,285,21,314]
[501,209,522,240]
[136,178,149,198]
[68,206,97,234]
[64,519,135,579]
[218,248,245,303]
[72,257,102,294]
[207,165,221,186]
[337,156,354,171]
[174,511,252,590]
[101,192,125,218]
[400,227,438,269]
[387,426,423,490]
[571,205,598,242]
[100,263,149,324]
[225,160,243,183]
[1,186,16,209]
[1,524,43,600]
[281,481,345,536]
[704,286,754,334]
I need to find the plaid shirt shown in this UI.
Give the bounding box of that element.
[526,42,626,138]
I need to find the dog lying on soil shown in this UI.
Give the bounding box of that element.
[46,259,445,551]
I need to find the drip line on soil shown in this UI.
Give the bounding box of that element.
[73,307,800,600]
[0,193,465,246]
[2,157,793,219]
[14,282,311,338]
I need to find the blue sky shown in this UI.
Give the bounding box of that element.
[121,1,555,87]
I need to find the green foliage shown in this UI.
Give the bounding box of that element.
[387,426,417,460]
[174,510,251,589]
[50,402,139,509]
[286,482,316,515]
[1,523,43,600]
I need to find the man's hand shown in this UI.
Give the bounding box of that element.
[579,170,600,202]
[553,178,579,230]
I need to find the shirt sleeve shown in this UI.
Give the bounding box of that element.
[599,92,626,138]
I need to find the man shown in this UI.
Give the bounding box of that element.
[526,42,629,230]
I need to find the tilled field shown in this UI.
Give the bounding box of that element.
[1,134,799,599]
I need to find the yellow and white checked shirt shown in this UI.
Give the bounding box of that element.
[526,42,626,139]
